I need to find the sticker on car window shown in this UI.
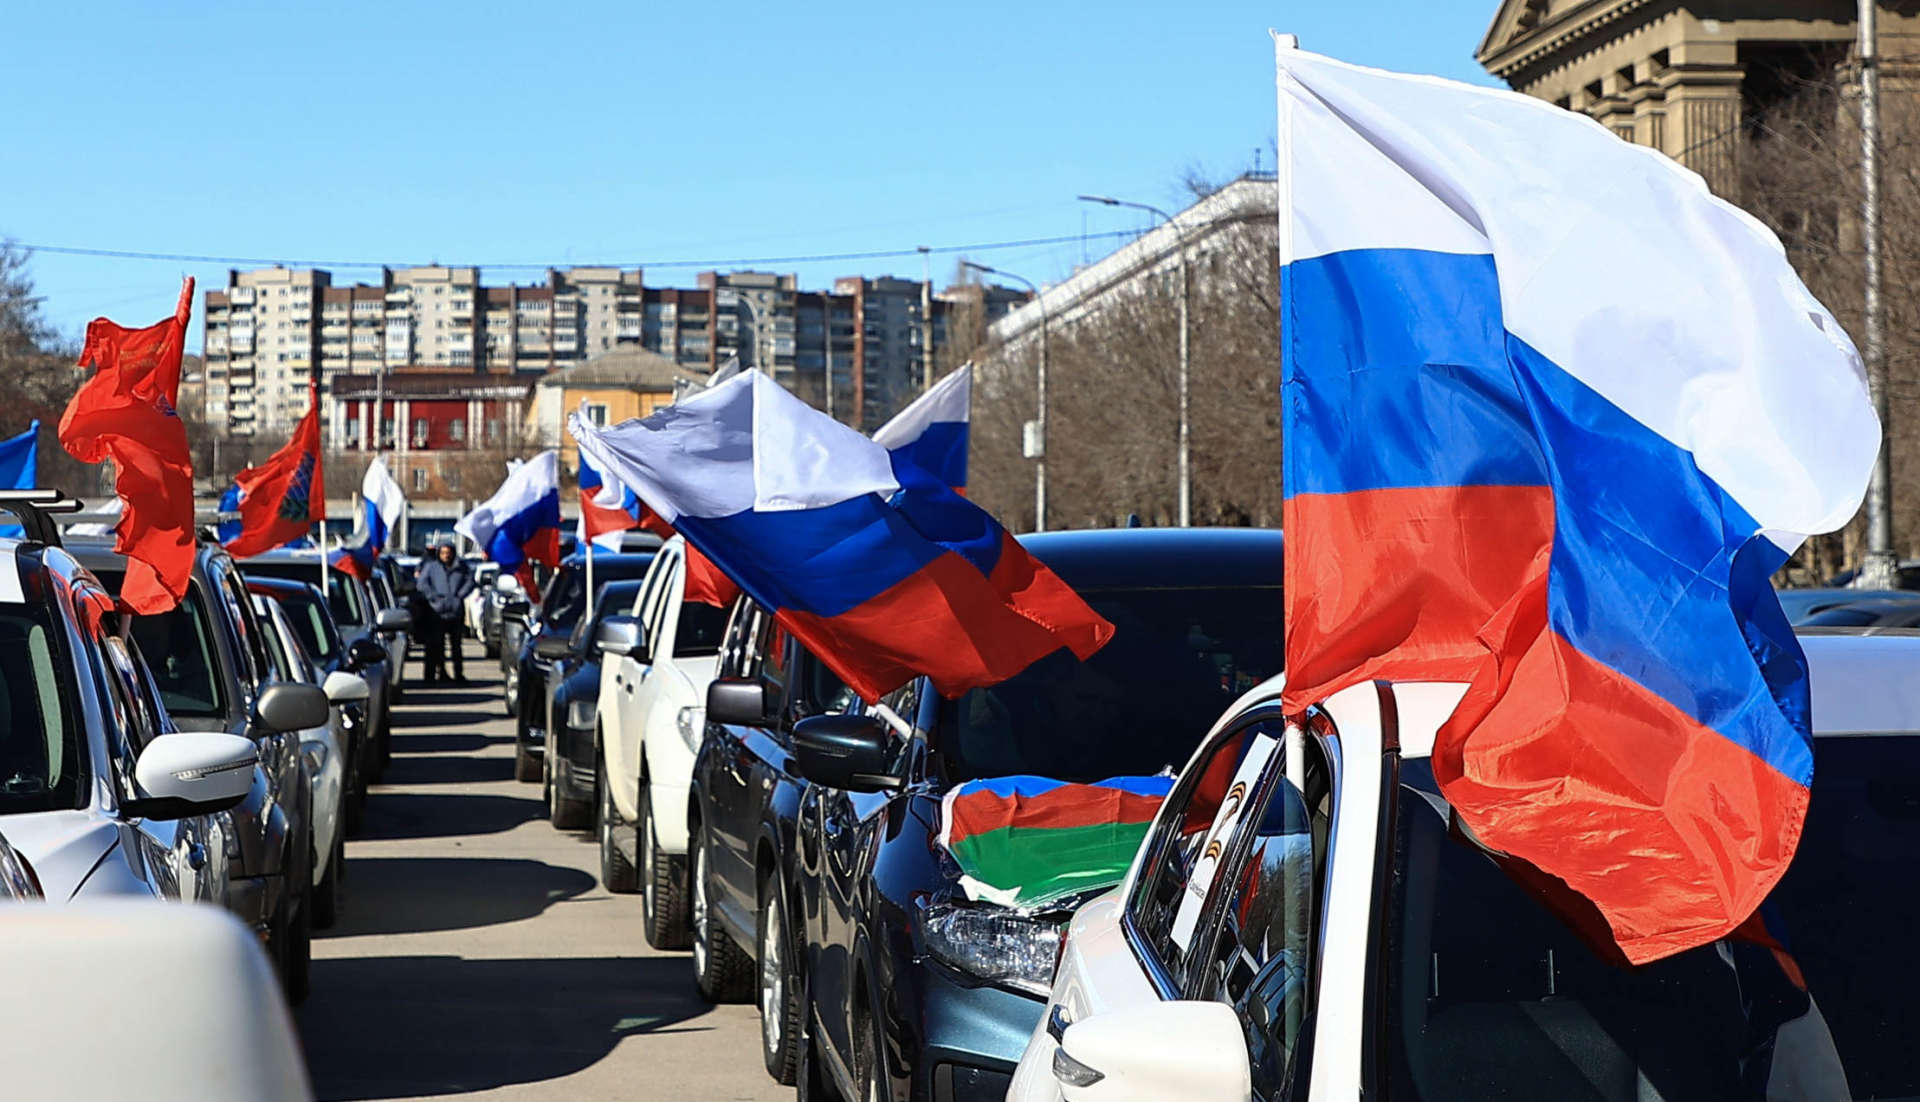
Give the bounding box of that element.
[1170,731,1280,951]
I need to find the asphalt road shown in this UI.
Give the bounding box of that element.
[295,641,787,1102]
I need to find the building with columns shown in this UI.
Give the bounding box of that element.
[1476,1,1920,196]
[325,369,533,498]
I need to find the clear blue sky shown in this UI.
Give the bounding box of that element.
[3,0,1502,349]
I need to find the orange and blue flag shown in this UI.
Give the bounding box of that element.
[224,380,324,559]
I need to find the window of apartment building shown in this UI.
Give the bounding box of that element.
[449,419,465,442]
[346,417,361,441]
[584,404,608,427]
[412,467,428,492]
[412,418,429,446]
[381,419,396,446]
[485,419,502,443]
[444,467,460,492]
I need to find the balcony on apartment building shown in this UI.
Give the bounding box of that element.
[228,287,256,305]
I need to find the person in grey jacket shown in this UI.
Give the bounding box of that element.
[416,541,476,682]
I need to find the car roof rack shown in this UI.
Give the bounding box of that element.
[0,490,86,548]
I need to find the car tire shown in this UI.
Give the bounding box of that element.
[278,877,312,1007]
[547,741,592,830]
[504,668,519,718]
[640,782,689,947]
[312,829,343,930]
[513,738,540,783]
[599,754,638,894]
[691,824,753,1003]
[372,710,392,778]
[759,879,804,1084]
[483,639,499,660]
[854,1005,886,1102]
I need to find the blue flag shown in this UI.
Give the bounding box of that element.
[216,482,243,544]
[0,422,39,539]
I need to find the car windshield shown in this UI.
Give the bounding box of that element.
[936,585,1284,784]
[125,590,226,719]
[244,563,367,628]
[1384,738,1920,1101]
[0,604,83,813]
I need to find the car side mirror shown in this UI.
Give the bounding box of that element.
[791,714,899,792]
[346,637,387,670]
[534,632,574,660]
[252,682,330,735]
[706,678,769,727]
[322,670,370,705]
[376,607,413,634]
[595,615,647,660]
[125,732,258,820]
[1051,1001,1250,1102]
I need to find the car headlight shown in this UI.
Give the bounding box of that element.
[568,697,598,732]
[920,902,1065,997]
[678,706,704,754]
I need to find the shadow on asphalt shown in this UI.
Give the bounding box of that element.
[378,753,518,786]
[392,730,511,753]
[297,954,711,1100]
[355,792,541,840]
[320,856,594,937]
[391,708,503,731]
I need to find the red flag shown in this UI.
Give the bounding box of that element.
[682,544,739,608]
[224,381,325,558]
[60,279,197,614]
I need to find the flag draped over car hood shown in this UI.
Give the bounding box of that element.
[938,775,1174,909]
[570,370,1112,701]
[59,279,198,614]
[1274,42,1879,963]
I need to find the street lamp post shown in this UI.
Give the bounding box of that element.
[1859,0,1896,588]
[1080,194,1191,526]
[966,261,1048,531]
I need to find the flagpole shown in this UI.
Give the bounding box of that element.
[585,522,596,624]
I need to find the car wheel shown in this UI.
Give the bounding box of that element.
[278,876,312,1007]
[513,738,540,783]
[691,824,752,1003]
[547,737,592,830]
[599,754,638,894]
[759,878,804,1084]
[641,782,690,947]
[503,668,519,717]
[343,742,366,836]
[312,829,343,929]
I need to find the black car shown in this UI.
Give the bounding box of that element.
[242,552,408,774]
[784,527,1286,1100]
[688,595,858,1017]
[73,538,332,1003]
[540,577,645,830]
[508,551,656,782]
[245,576,392,832]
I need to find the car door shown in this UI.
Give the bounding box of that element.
[79,606,188,900]
[697,598,768,932]
[806,675,921,1069]
[713,608,795,925]
[614,550,677,792]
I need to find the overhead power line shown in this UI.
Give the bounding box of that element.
[10,230,1147,273]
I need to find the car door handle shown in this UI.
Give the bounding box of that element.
[186,843,208,871]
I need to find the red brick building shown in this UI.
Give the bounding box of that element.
[327,368,533,498]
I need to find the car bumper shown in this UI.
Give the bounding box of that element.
[906,962,1043,1102]
[648,779,691,855]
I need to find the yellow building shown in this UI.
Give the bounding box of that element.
[528,347,708,473]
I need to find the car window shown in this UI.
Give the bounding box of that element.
[1127,720,1284,988]
[212,562,271,689]
[272,589,340,663]
[127,590,226,718]
[674,601,729,658]
[936,585,1284,784]
[0,602,84,813]
[1193,729,1332,1101]
[574,580,645,651]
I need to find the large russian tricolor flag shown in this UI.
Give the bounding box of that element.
[1275,43,1878,963]
[456,450,563,572]
[570,371,1112,701]
[872,364,969,490]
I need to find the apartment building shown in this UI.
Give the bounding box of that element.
[205,263,1025,437]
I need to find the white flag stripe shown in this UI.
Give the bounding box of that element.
[871,364,971,452]
[456,449,558,549]
[1277,43,1878,539]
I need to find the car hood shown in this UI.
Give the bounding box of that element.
[3,811,117,900]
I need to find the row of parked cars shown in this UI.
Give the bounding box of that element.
[0,491,415,1010]
[497,525,1920,1102]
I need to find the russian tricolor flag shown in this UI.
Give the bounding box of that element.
[1275,43,1878,962]
[456,450,563,572]
[570,371,1112,701]
[576,452,658,552]
[332,458,405,579]
[872,364,969,490]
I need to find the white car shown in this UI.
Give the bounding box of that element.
[467,561,499,638]
[252,594,369,930]
[1012,630,1919,1102]
[593,535,731,947]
